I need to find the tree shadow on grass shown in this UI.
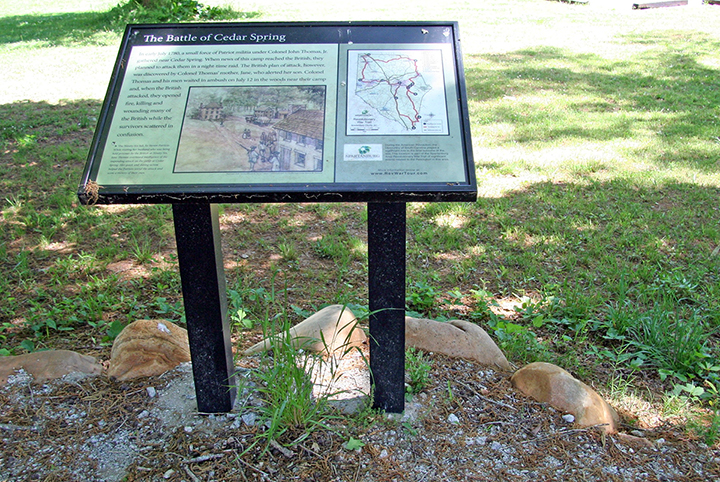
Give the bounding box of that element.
[408,178,720,315]
[0,12,118,46]
[464,31,720,173]
[0,4,262,47]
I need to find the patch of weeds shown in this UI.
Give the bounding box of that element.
[626,305,712,377]
[313,233,351,263]
[405,347,432,399]
[406,281,441,315]
[89,319,127,345]
[130,234,156,265]
[649,270,701,304]
[688,409,720,447]
[23,289,113,340]
[291,304,315,319]
[228,289,254,330]
[153,297,185,324]
[604,362,643,403]
[470,297,552,365]
[149,264,181,293]
[277,241,299,263]
[248,313,341,452]
[348,237,368,260]
[491,318,552,364]
[662,391,693,418]
[226,282,275,331]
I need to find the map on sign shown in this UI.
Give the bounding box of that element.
[346,50,449,136]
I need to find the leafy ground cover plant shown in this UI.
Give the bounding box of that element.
[405,347,433,398]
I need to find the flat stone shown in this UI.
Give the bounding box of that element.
[107,320,191,381]
[243,305,366,357]
[405,317,511,371]
[511,362,619,433]
[0,349,102,385]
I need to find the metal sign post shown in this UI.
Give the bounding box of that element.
[368,202,407,412]
[173,203,236,412]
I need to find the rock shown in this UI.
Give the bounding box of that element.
[0,349,102,385]
[243,305,366,356]
[405,317,511,371]
[616,432,654,448]
[562,414,575,423]
[510,362,619,433]
[242,412,257,426]
[107,320,191,381]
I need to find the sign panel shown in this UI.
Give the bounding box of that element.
[78,22,476,204]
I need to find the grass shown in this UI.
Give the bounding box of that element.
[1,0,720,442]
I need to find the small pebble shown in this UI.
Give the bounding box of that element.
[379,449,389,459]
[146,387,157,398]
[562,414,575,423]
[137,410,149,419]
[184,426,193,433]
[447,414,460,424]
[242,412,257,426]
[163,469,175,479]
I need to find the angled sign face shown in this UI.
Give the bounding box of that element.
[79,22,476,204]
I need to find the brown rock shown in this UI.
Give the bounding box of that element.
[243,305,366,357]
[0,349,102,385]
[511,362,619,433]
[405,317,512,371]
[108,320,191,381]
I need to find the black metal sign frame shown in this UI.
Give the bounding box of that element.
[78,21,476,204]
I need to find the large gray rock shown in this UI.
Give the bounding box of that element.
[511,362,619,433]
[243,305,366,357]
[108,320,191,381]
[0,349,102,385]
[405,317,511,371]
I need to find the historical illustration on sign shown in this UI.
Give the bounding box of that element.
[175,86,326,173]
[346,50,449,136]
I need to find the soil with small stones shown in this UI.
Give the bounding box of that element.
[2,348,719,482]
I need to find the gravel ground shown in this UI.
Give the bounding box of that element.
[1,353,719,482]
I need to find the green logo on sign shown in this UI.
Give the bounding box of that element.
[358,146,371,154]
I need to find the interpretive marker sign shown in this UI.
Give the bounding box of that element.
[78,22,476,414]
[78,22,476,204]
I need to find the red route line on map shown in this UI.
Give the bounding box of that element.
[358,54,422,129]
